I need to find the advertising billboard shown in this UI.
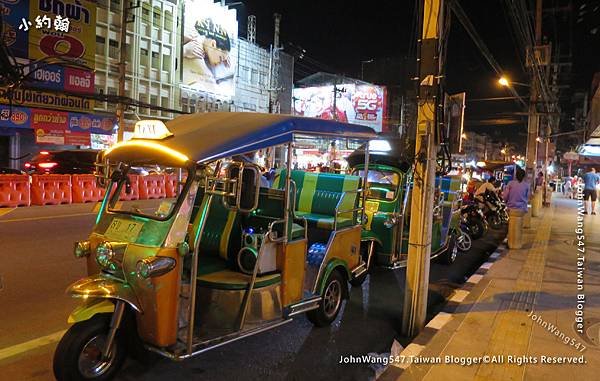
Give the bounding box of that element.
[445,92,466,154]
[182,0,238,98]
[292,84,386,132]
[0,0,96,111]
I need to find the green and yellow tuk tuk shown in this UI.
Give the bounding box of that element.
[347,139,462,281]
[53,113,376,381]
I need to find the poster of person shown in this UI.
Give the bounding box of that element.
[182,0,238,98]
[293,84,386,131]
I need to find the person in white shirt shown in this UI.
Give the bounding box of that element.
[474,178,498,203]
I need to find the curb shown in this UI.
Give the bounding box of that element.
[380,238,509,376]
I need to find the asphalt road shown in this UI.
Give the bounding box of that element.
[0,204,504,381]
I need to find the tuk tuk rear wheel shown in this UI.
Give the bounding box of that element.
[440,234,458,265]
[307,270,345,327]
[53,314,126,381]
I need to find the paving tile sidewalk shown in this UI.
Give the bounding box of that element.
[380,197,600,381]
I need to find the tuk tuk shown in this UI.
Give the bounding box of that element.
[53,113,376,381]
[346,138,461,279]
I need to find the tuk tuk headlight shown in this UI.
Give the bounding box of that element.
[96,242,115,268]
[136,256,176,279]
[74,241,91,258]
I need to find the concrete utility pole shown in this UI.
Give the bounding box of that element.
[402,0,444,337]
[525,0,543,183]
[115,1,138,141]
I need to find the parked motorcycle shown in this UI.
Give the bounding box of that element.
[460,201,487,240]
[481,191,508,230]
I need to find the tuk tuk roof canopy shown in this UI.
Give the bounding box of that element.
[155,112,377,163]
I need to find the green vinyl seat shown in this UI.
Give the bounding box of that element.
[272,170,360,230]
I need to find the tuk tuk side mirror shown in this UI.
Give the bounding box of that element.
[225,163,260,212]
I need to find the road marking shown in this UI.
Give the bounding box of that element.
[426,312,452,330]
[0,330,66,361]
[391,343,425,369]
[479,261,493,270]
[449,289,470,303]
[0,208,16,218]
[0,212,96,223]
[467,274,483,284]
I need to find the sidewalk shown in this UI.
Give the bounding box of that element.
[380,196,600,381]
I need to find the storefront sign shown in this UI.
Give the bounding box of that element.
[0,106,31,128]
[0,87,92,112]
[182,0,238,98]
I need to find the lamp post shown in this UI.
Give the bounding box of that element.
[361,59,374,81]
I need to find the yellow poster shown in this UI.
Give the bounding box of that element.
[28,0,96,70]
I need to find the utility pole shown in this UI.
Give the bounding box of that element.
[268,13,282,114]
[116,1,138,142]
[402,0,444,337]
[525,0,543,184]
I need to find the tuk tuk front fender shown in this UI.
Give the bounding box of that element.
[67,299,115,324]
[318,259,350,295]
[66,274,143,314]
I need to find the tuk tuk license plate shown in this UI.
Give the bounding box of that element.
[105,218,144,242]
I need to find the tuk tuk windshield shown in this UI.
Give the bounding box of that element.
[357,169,401,201]
[107,164,189,220]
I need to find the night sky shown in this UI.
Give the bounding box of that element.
[235,0,599,150]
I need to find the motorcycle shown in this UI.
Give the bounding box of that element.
[481,191,508,230]
[460,201,487,240]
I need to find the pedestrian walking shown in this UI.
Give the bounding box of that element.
[582,167,600,215]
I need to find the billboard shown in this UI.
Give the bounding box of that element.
[182,0,238,98]
[0,0,96,111]
[445,92,466,154]
[292,84,386,132]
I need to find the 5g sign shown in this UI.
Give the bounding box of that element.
[355,98,378,111]
[39,34,85,59]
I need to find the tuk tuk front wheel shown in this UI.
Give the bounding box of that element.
[53,315,126,381]
[307,270,345,327]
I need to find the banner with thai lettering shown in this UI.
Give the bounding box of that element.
[0,87,93,112]
[1,0,96,110]
[0,0,97,68]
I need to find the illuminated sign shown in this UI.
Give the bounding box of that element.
[292,84,386,132]
[133,120,173,140]
[182,0,238,98]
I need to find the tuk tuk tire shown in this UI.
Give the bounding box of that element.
[53,314,126,381]
[307,269,346,327]
[440,234,458,265]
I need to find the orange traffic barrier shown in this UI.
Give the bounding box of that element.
[119,175,140,201]
[139,174,166,200]
[164,174,179,198]
[72,174,105,203]
[0,174,31,207]
[31,174,72,206]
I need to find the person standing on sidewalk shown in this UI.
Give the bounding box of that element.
[503,168,530,212]
[582,167,599,215]
[503,168,530,248]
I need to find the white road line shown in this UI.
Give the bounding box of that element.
[0,330,66,361]
[426,312,452,330]
[0,212,96,223]
[391,343,426,369]
[449,289,470,303]
[467,274,484,284]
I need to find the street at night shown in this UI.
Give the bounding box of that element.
[1,0,599,380]
[0,203,505,380]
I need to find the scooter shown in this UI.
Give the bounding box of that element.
[460,201,487,240]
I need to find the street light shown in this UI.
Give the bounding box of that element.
[361,59,374,81]
[498,76,530,88]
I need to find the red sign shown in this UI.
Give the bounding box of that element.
[65,130,91,146]
[64,67,94,94]
[31,109,68,130]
